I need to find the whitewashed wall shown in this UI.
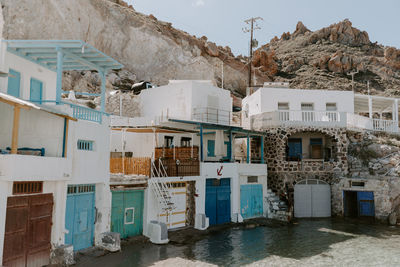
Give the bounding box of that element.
[0,52,57,101]
[243,87,355,117]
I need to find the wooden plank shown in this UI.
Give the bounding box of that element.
[11,106,21,154]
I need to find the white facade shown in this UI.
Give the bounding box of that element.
[0,40,113,263]
[139,80,233,125]
[243,84,400,134]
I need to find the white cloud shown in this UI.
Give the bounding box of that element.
[192,0,205,7]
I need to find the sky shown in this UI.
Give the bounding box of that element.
[126,0,400,56]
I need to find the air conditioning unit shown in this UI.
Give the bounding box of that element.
[147,221,169,244]
[194,214,209,230]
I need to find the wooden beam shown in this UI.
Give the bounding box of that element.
[0,97,30,109]
[11,106,21,154]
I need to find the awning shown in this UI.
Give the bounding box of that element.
[354,94,399,113]
[0,92,76,121]
[4,40,123,72]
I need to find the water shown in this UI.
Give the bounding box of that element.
[77,219,400,266]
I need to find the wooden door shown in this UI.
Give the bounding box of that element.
[3,194,53,267]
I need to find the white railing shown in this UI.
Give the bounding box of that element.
[251,110,399,134]
[192,107,231,125]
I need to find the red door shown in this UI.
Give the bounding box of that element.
[3,194,53,267]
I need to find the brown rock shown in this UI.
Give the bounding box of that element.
[252,49,279,77]
[293,21,310,37]
[205,42,219,57]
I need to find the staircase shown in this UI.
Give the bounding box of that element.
[266,189,291,222]
[149,159,176,215]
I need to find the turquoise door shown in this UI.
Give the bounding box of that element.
[30,78,43,103]
[65,185,95,251]
[111,190,144,238]
[7,69,21,97]
[240,184,263,219]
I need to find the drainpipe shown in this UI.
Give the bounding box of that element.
[100,70,106,113]
[229,130,233,162]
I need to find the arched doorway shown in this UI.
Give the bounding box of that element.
[294,179,331,218]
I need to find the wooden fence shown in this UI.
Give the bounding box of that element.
[155,158,200,177]
[110,157,151,176]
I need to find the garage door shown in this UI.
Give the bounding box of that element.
[294,179,331,218]
[240,184,263,219]
[111,190,144,238]
[206,178,231,225]
[65,184,96,251]
[3,194,53,267]
[159,182,187,229]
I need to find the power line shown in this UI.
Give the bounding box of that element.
[243,17,263,88]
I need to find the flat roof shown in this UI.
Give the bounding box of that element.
[4,40,123,72]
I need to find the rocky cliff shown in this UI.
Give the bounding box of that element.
[1,0,400,103]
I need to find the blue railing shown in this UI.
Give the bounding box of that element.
[28,99,104,123]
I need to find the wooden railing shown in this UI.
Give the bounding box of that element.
[110,157,151,176]
[155,158,200,177]
[155,146,199,160]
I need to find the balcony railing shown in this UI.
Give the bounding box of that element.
[192,107,231,125]
[154,158,200,177]
[251,110,399,134]
[110,157,151,176]
[68,103,103,123]
[155,146,199,160]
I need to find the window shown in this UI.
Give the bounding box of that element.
[67,184,95,194]
[326,103,337,111]
[30,78,43,104]
[77,140,94,151]
[326,103,338,121]
[13,181,43,195]
[301,103,314,121]
[287,138,302,161]
[310,138,323,159]
[247,176,258,183]
[207,140,215,157]
[164,136,174,148]
[278,102,290,121]
[7,69,21,98]
[181,137,191,147]
[278,102,289,110]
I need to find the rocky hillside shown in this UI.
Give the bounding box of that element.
[1,0,400,102]
[255,20,400,96]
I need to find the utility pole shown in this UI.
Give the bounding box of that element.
[347,70,359,92]
[243,17,263,88]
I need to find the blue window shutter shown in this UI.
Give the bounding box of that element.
[30,78,43,103]
[207,140,215,157]
[7,69,21,98]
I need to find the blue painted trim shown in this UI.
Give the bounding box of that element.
[62,118,67,158]
[200,124,204,162]
[261,136,264,164]
[247,134,250,164]
[56,48,63,103]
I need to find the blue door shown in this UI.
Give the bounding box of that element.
[357,191,374,217]
[30,78,43,103]
[207,140,215,157]
[240,184,263,219]
[205,178,231,225]
[65,185,95,251]
[288,138,302,160]
[7,69,21,97]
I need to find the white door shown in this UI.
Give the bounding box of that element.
[294,180,331,218]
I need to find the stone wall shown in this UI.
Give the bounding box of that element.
[263,126,348,195]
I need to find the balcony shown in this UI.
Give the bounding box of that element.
[0,154,71,181]
[251,110,399,134]
[153,146,200,177]
[192,107,231,125]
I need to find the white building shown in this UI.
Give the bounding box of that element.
[243,82,399,134]
[110,80,268,242]
[0,40,122,266]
